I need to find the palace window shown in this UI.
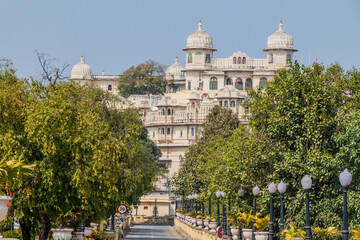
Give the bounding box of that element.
[205,54,211,63]
[108,84,112,91]
[210,77,218,90]
[277,53,285,64]
[224,101,229,107]
[226,78,232,85]
[161,109,165,115]
[242,57,246,64]
[168,109,171,115]
[180,130,183,137]
[230,101,235,107]
[269,53,274,63]
[245,78,252,89]
[167,128,171,135]
[188,53,192,63]
[235,78,243,90]
[191,127,195,136]
[238,57,242,64]
[153,132,155,138]
[260,77,267,89]
[219,101,222,107]
[188,81,191,90]
[195,52,202,64]
[233,57,236,64]
[161,128,165,135]
[286,54,292,63]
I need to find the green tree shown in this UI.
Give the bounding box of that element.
[117,60,167,97]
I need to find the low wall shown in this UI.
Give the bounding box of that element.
[104,216,132,240]
[173,218,228,240]
[133,215,174,225]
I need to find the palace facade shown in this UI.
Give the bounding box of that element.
[70,20,297,217]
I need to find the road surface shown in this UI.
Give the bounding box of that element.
[125,224,182,240]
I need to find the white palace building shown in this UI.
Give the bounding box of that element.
[70,20,297,218]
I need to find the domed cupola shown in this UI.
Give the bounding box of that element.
[184,20,215,50]
[71,56,93,79]
[264,21,297,51]
[166,56,185,80]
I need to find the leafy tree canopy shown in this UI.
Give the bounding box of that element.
[117,60,167,97]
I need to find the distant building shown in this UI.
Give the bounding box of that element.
[70,20,297,218]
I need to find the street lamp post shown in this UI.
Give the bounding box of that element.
[221,191,227,237]
[277,181,287,240]
[301,175,312,240]
[252,186,260,240]
[216,191,221,227]
[268,182,277,240]
[194,194,198,227]
[238,189,245,240]
[339,169,352,240]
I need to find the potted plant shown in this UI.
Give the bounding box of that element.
[312,226,338,240]
[239,210,253,240]
[196,214,203,227]
[353,226,360,240]
[253,214,270,240]
[208,217,217,232]
[228,213,241,238]
[282,223,306,240]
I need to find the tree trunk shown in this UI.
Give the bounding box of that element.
[38,211,51,240]
[20,220,32,240]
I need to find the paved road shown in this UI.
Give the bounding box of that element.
[125,224,182,240]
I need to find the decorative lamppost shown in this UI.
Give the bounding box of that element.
[238,189,245,240]
[228,196,232,239]
[208,193,212,217]
[277,181,287,240]
[216,191,222,227]
[194,194,199,227]
[339,169,352,240]
[252,186,260,240]
[221,191,227,237]
[188,195,192,212]
[268,182,277,240]
[301,175,312,240]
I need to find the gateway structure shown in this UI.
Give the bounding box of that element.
[70,20,297,217]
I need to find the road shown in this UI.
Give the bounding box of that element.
[125,223,182,240]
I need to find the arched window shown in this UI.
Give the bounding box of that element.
[188,53,192,63]
[188,81,191,90]
[191,127,195,136]
[235,78,243,90]
[242,57,246,64]
[230,101,235,107]
[245,78,252,89]
[167,128,171,135]
[210,77,218,90]
[233,57,236,64]
[219,101,222,107]
[226,78,232,85]
[180,130,183,137]
[167,109,171,115]
[108,84,112,91]
[161,128,165,135]
[286,54,292,63]
[161,109,165,115]
[224,101,229,107]
[260,77,267,89]
[238,57,242,64]
[205,54,211,63]
[269,53,274,63]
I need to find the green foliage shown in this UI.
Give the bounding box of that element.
[352,226,360,240]
[117,61,167,97]
[281,223,305,240]
[228,213,241,226]
[2,229,22,239]
[239,211,253,229]
[312,226,338,240]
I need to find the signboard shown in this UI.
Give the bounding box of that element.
[216,226,223,238]
[117,204,128,214]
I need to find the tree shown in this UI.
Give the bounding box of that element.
[6,80,159,240]
[117,60,167,97]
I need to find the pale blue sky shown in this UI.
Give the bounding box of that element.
[1,0,359,78]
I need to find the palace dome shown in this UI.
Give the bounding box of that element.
[266,21,295,50]
[186,20,213,49]
[166,56,185,79]
[71,56,93,79]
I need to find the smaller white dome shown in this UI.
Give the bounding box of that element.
[266,21,295,50]
[186,20,214,49]
[71,56,93,79]
[166,56,185,80]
